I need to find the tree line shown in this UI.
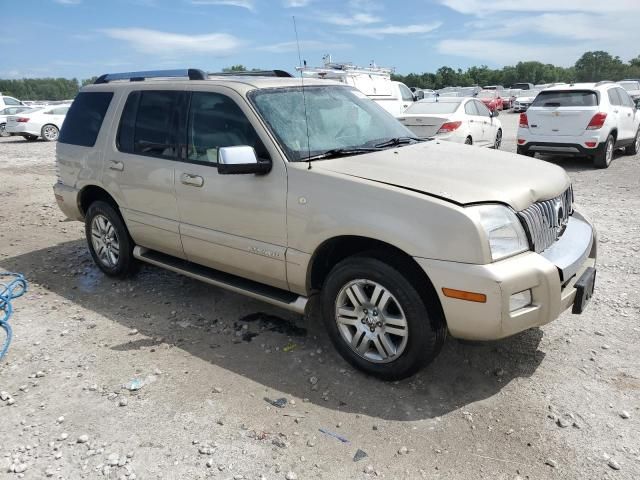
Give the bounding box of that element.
[392,51,640,90]
[1,51,639,101]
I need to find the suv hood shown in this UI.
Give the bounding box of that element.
[313,141,570,211]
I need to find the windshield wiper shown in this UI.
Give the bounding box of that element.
[304,147,381,162]
[373,136,426,149]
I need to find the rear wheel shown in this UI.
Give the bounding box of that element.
[624,129,639,155]
[24,135,38,142]
[493,129,502,149]
[321,256,446,380]
[593,134,614,168]
[464,136,472,145]
[0,123,8,137]
[517,146,535,157]
[41,124,59,142]
[85,201,137,277]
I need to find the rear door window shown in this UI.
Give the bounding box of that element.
[532,90,599,107]
[3,97,21,106]
[117,90,182,159]
[607,88,621,106]
[475,101,491,117]
[616,88,635,108]
[59,91,113,147]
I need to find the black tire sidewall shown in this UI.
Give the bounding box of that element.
[594,135,614,168]
[85,201,135,277]
[320,256,444,380]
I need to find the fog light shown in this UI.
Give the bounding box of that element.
[510,290,532,312]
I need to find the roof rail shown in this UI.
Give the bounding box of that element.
[208,70,294,78]
[594,80,614,87]
[94,68,207,84]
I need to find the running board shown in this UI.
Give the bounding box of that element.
[133,246,307,314]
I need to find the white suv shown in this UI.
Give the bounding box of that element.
[516,82,640,168]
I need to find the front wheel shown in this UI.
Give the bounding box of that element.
[321,256,446,380]
[41,124,59,142]
[493,129,502,149]
[85,201,137,277]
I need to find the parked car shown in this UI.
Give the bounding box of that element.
[397,97,502,148]
[617,80,640,101]
[298,59,415,116]
[414,89,437,101]
[512,89,541,112]
[0,94,24,109]
[511,83,534,90]
[0,106,31,137]
[477,90,504,111]
[54,68,597,379]
[5,104,71,141]
[517,82,640,168]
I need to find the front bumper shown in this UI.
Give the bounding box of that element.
[416,211,597,340]
[53,182,83,221]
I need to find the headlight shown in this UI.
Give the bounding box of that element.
[468,205,529,261]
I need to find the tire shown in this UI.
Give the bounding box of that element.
[85,201,137,278]
[593,134,614,169]
[517,146,535,157]
[0,123,8,137]
[493,129,502,150]
[464,136,472,145]
[41,124,59,142]
[624,129,639,155]
[320,256,446,380]
[24,135,38,142]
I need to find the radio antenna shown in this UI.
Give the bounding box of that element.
[293,16,312,170]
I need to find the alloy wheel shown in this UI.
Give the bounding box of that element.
[334,279,409,364]
[90,214,120,268]
[43,125,58,141]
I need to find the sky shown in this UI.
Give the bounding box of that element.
[1,0,640,80]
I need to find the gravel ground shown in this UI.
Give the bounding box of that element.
[0,112,639,480]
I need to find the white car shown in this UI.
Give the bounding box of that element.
[517,82,640,168]
[5,104,71,142]
[617,80,640,102]
[0,106,31,137]
[397,97,503,148]
[0,94,23,110]
[512,89,541,112]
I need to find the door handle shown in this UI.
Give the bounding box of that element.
[180,173,204,187]
[469,119,474,123]
[613,110,619,113]
[109,161,124,172]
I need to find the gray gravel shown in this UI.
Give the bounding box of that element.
[1,114,639,479]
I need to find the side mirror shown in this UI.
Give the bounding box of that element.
[491,110,500,118]
[635,98,640,109]
[217,146,271,175]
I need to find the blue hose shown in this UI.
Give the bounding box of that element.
[0,272,27,360]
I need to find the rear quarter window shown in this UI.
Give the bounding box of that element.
[59,92,113,147]
[531,90,599,107]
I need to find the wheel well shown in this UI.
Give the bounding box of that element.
[308,236,446,328]
[78,185,119,217]
[609,129,617,141]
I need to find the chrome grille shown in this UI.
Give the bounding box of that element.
[518,186,574,253]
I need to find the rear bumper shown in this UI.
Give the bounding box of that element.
[53,182,83,221]
[517,140,604,157]
[415,210,597,340]
[6,123,39,137]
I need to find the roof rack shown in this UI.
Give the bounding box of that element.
[94,69,207,84]
[208,70,294,78]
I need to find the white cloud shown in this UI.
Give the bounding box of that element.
[437,39,586,66]
[101,28,242,55]
[54,0,82,4]
[347,22,442,38]
[283,0,311,6]
[320,13,381,26]
[439,0,640,14]
[258,40,352,53]
[190,0,254,11]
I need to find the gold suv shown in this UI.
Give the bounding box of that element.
[53,69,597,379]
